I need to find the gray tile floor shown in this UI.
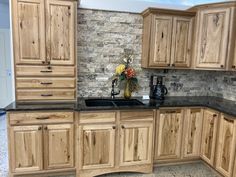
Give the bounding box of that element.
[0,115,221,177]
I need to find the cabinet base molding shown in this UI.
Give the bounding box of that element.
[77,164,153,177]
[9,168,75,177]
[155,159,201,167]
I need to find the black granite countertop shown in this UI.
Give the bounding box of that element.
[4,96,236,117]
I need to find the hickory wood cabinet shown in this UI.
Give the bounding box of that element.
[8,112,74,176]
[142,9,195,69]
[12,0,77,101]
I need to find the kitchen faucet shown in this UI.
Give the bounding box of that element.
[111,78,120,99]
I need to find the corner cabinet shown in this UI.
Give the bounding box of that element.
[12,0,77,101]
[142,9,195,69]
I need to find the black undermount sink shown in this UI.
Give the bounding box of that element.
[85,99,144,107]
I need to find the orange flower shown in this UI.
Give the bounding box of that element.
[125,68,136,79]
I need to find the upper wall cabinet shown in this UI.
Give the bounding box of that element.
[141,9,195,69]
[12,0,76,65]
[192,3,236,70]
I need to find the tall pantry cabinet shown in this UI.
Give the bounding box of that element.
[12,0,77,101]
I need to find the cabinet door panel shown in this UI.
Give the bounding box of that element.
[119,122,153,166]
[155,109,183,160]
[171,17,193,68]
[44,124,74,169]
[46,0,75,65]
[9,125,43,172]
[78,124,115,170]
[12,0,45,64]
[149,15,172,67]
[215,115,236,177]
[200,109,218,165]
[195,8,230,69]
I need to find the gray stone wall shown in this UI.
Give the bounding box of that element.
[77,8,236,101]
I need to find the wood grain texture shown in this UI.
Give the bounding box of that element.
[79,112,116,124]
[78,124,116,170]
[9,125,43,173]
[171,16,194,68]
[44,124,74,169]
[182,109,203,158]
[45,0,75,65]
[195,7,231,69]
[200,109,219,166]
[155,109,183,160]
[16,78,75,89]
[215,114,236,177]
[120,110,154,122]
[12,0,46,65]
[119,122,153,166]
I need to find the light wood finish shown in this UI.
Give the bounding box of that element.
[171,16,193,68]
[9,112,74,126]
[233,40,236,70]
[155,109,184,160]
[119,122,153,166]
[215,114,236,177]
[16,89,75,101]
[16,65,75,77]
[44,124,74,169]
[12,0,46,65]
[79,112,116,124]
[9,125,43,173]
[78,124,116,170]
[194,7,231,69]
[120,110,154,122]
[16,78,75,89]
[182,108,203,158]
[45,0,75,65]
[200,109,219,166]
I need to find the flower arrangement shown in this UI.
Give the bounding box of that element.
[113,53,139,99]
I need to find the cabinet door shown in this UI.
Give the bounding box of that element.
[200,109,219,165]
[43,124,74,169]
[9,125,43,172]
[182,109,203,158]
[78,124,116,170]
[119,122,153,166]
[45,0,75,65]
[195,8,231,69]
[215,115,236,177]
[171,16,193,68]
[149,15,172,67]
[155,109,183,160]
[12,0,46,64]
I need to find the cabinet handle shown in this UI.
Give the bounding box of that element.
[172,64,175,67]
[213,114,217,117]
[38,127,42,130]
[167,64,170,67]
[232,65,236,69]
[44,126,48,130]
[40,70,52,73]
[121,125,125,129]
[224,117,234,123]
[220,65,224,68]
[36,116,49,120]
[41,94,53,97]
[40,82,53,85]
[165,110,177,113]
[112,126,116,129]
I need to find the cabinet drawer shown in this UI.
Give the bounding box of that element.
[16,89,75,100]
[9,112,74,125]
[16,78,76,89]
[79,112,116,124]
[16,65,75,77]
[120,110,154,122]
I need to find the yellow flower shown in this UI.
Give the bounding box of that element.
[115,64,125,75]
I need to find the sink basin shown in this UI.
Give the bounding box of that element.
[113,99,144,107]
[85,99,115,107]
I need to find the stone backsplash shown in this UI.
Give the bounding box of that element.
[77,8,236,101]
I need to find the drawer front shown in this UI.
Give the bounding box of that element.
[16,65,75,77]
[16,89,75,100]
[120,110,154,122]
[16,78,76,89]
[79,112,116,124]
[9,112,74,125]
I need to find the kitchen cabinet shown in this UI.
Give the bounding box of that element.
[194,7,232,69]
[215,114,236,177]
[200,109,219,166]
[155,109,184,160]
[182,108,203,158]
[141,9,195,69]
[232,42,236,70]
[9,125,43,172]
